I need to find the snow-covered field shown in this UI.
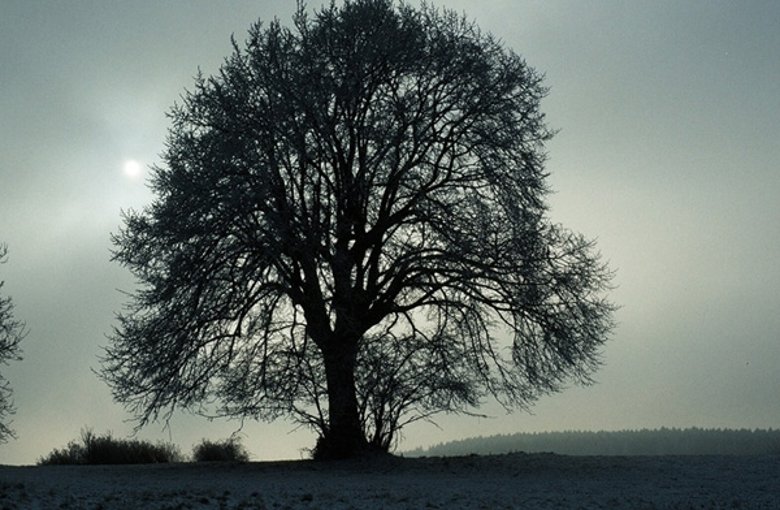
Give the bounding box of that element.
[1,453,778,509]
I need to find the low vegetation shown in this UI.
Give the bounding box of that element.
[37,430,254,465]
[37,426,779,466]
[38,429,182,465]
[192,437,250,462]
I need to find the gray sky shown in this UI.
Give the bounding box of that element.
[1,1,778,465]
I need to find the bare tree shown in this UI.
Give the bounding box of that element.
[0,244,25,443]
[102,0,615,459]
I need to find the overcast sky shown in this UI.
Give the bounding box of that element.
[1,1,779,465]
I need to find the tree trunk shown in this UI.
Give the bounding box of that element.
[317,343,368,460]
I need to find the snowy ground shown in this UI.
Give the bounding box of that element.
[1,453,778,509]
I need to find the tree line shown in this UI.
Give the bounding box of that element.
[406,428,780,457]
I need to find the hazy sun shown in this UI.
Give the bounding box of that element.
[123,159,143,179]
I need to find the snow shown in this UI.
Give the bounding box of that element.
[1,453,778,509]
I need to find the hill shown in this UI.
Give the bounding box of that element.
[1,453,779,508]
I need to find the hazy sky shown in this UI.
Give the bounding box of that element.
[1,1,779,465]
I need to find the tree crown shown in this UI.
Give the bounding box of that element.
[103,0,614,452]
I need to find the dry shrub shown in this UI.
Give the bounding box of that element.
[38,429,182,465]
[192,437,250,462]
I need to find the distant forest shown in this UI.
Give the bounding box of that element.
[405,428,780,457]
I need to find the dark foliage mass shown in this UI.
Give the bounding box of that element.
[102,0,614,459]
[408,428,780,457]
[38,430,182,465]
[0,244,25,443]
[192,437,250,462]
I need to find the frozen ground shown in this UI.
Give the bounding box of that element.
[1,453,778,509]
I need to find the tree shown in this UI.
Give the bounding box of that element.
[0,244,25,443]
[102,0,615,459]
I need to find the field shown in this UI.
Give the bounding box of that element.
[1,453,778,509]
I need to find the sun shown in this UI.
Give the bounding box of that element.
[123,159,143,180]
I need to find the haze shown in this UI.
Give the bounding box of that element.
[1,1,778,465]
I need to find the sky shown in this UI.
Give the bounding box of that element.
[1,1,779,465]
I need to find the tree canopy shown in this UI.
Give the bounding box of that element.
[102,0,615,459]
[0,244,25,443]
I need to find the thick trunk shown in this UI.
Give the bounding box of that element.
[317,344,369,459]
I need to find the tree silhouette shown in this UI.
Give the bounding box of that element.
[102,0,615,459]
[0,244,25,443]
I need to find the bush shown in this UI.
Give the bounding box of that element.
[192,437,250,462]
[38,429,182,465]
